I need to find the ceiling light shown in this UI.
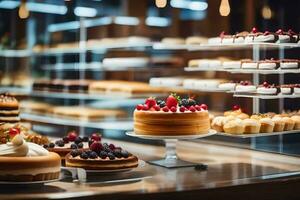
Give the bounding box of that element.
[18,1,29,19]
[170,0,208,11]
[219,0,230,16]
[155,0,167,8]
[262,5,272,19]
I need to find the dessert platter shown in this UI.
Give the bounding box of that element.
[211,105,300,138]
[127,94,216,168]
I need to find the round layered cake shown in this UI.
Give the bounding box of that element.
[133,95,210,136]
[0,94,20,123]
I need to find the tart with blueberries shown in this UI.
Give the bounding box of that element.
[65,141,138,170]
[45,131,101,160]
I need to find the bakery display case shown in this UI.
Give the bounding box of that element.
[0,0,300,199]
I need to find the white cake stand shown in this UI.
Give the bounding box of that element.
[126,130,216,168]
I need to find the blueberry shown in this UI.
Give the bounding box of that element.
[70,144,78,149]
[80,152,88,159]
[43,144,48,149]
[82,136,89,142]
[63,136,69,143]
[74,137,82,144]
[55,140,62,145]
[89,151,98,159]
[107,152,115,160]
[159,100,166,108]
[99,151,107,159]
[71,150,80,157]
[57,141,65,147]
[77,142,84,148]
[121,150,129,158]
[49,143,55,148]
[113,149,122,158]
[85,150,93,156]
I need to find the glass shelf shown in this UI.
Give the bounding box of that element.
[185,67,300,74]
[20,113,133,131]
[233,93,300,99]
[0,87,31,95]
[217,130,300,138]
[0,49,31,57]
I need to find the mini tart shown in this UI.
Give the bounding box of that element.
[211,116,225,132]
[47,142,89,160]
[223,119,245,134]
[65,153,138,170]
[236,113,250,120]
[134,110,210,135]
[259,118,275,133]
[282,117,295,131]
[280,85,294,95]
[243,119,260,134]
[272,117,285,132]
[235,85,257,93]
[280,59,299,69]
[224,109,242,117]
[256,86,278,95]
[291,116,300,130]
[294,85,300,94]
[0,152,61,182]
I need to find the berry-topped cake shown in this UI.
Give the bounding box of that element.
[133,94,210,136]
[256,82,279,95]
[46,131,101,160]
[65,141,138,170]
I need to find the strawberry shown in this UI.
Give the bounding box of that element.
[9,128,20,139]
[200,104,208,110]
[153,105,161,111]
[170,107,177,112]
[136,104,143,110]
[145,97,156,108]
[195,105,201,111]
[189,106,196,112]
[162,106,169,112]
[166,93,180,109]
[179,106,186,112]
[142,104,149,111]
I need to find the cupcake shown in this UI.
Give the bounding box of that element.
[259,118,275,133]
[243,119,260,134]
[211,116,225,132]
[236,113,250,120]
[291,115,300,130]
[282,117,295,131]
[272,116,285,132]
[223,115,236,124]
[223,119,245,134]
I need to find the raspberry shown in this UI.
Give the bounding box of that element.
[179,106,186,112]
[90,142,103,153]
[170,107,177,112]
[9,128,20,139]
[136,104,143,110]
[189,106,196,112]
[200,104,208,110]
[162,106,169,112]
[153,105,161,111]
[142,104,149,111]
[233,105,240,111]
[263,81,269,87]
[145,97,156,108]
[195,105,201,111]
[68,131,77,142]
[251,27,258,33]
[91,133,101,141]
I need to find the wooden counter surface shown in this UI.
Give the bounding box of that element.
[1,139,300,200]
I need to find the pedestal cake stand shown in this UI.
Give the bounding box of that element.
[126,130,216,168]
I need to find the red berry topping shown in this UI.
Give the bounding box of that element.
[200,104,208,110]
[189,106,196,112]
[9,128,20,138]
[170,106,177,112]
[91,133,101,141]
[142,104,149,111]
[90,141,103,153]
[263,81,269,87]
[179,106,186,112]
[153,105,161,111]
[288,29,296,35]
[195,105,201,111]
[145,97,156,108]
[136,104,143,110]
[109,143,116,150]
[219,31,226,38]
[276,29,283,34]
[251,27,258,33]
[232,105,240,111]
[68,131,77,142]
[263,31,270,35]
[166,94,179,109]
[162,106,169,112]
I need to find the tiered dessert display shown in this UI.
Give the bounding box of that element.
[127,94,216,168]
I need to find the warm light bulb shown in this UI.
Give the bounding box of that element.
[219,0,230,16]
[262,5,272,19]
[18,1,29,19]
[155,0,167,8]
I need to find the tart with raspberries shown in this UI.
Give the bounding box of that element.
[134,94,210,136]
[45,131,101,160]
[65,141,138,170]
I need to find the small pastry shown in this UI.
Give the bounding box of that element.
[253,30,278,43]
[218,82,236,91]
[282,117,295,131]
[185,36,208,45]
[294,84,300,94]
[280,84,294,95]
[272,116,285,132]
[234,31,248,43]
[223,119,245,134]
[224,105,242,117]
[222,61,241,69]
[276,29,298,43]
[291,115,300,130]
[243,119,260,134]
[236,113,250,120]
[235,81,256,93]
[258,59,280,70]
[280,59,299,69]
[259,118,275,133]
[256,82,278,95]
[241,60,258,69]
[222,115,236,124]
[211,116,225,132]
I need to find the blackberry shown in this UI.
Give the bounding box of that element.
[121,150,129,158]
[99,151,107,159]
[57,141,65,147]
[113,149,122,158]
[158,100,166,108]
[43,144,48,149]
[82,136,89,142]
[71,150,80,157]
[104,146,111,153]
[63,136,69,143]
[85,150,93,156]
[109,143,116,150]
[89,151,98,159]
[77,142,84,148]
[102,143,109,148]
[80,152,89,159]
[74,137,82,144]
[55,140,62,145]
[49,143,55,148]
[70,144,78,149]
[107,152,115,160]
[188,99,196,106]
[88,140,93,147]
[180,99,189,107]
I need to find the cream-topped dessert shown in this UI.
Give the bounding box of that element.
[222,61,241,69]
[218,82,236,91]
[235,81,256,93]
[256,82,278,95]
[280,84,294,95]
[294,84,300,94]
[0,133,60,182]
[241,60,258,69]
[258,59,279,70]
[280,59,299,69]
